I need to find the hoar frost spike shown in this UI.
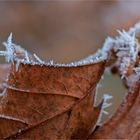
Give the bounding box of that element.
[96,94,112,125]
[102,21,140,79]
[33,53,45,64]
[0,33,15,63]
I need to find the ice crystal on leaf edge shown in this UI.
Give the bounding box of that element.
[0,33,108,70]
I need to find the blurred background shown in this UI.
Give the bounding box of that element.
[0,0,140,123]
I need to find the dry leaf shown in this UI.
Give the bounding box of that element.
[0,36,105,139]
[1,21,140,140]
[59,87,101,139]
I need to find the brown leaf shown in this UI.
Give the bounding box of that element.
[0,59,105,139]
[89,72,140,140]
[7,61,105,99]
[0,65,10,92]
[59,87,101,139]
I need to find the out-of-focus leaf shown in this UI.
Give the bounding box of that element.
[89,77,140,139]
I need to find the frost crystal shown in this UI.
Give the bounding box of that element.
[0,114,27,124]
[0,89,6,97]
[114,30,139,77]
[102,94,113,115]
[0,34,108,68]
[0,33,15,62]
[97,94,113,125]
[129,20,140,37]
[49,60,54,65]
[102,37,114,53]
[33,54,45,64]
[1,21,140,69]
[102,22,140,79]
[25,51,30,63]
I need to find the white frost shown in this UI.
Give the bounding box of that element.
[97,93,113,125]
[33,53,45,64]
[0,114,27,124]
[49,60,54,65]
[102,37,114,53]
[115,30,139,78]
[0,33,15,62]
[0,33,108,68]
[102,94,113,115]
[102,24,140,79]
[0,88,6,97]
[1,21,140,69]
[25,51,30,63]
